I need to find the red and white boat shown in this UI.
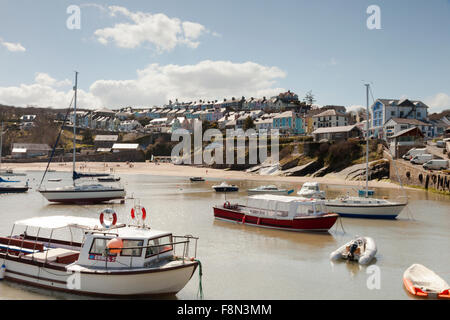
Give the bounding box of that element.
[213,194,339,232]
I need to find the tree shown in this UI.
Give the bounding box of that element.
[303,90,316,106]
[82,129,94,145]
[243,116,255,131]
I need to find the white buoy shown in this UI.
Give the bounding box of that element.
[0,264,6,280]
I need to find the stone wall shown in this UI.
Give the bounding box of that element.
[389,157,450,192]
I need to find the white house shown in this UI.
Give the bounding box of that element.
[312,109,348,129]
[370,98,428,139]
[384,118,434,139]
[118,120,143,132]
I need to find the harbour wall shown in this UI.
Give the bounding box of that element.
[389,157,450,192]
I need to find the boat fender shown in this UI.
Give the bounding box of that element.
[0,264,6,280]
[224,201,231,209]
[100,209,117,229]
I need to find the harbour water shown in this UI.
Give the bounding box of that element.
[0,171,449,300]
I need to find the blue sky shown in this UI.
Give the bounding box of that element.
[0,0,449,112]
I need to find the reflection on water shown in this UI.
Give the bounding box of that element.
[0,171,449,300]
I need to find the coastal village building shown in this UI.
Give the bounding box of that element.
[384,118,434,139]
[312,109,349,130]
[11,143,51,158]
[387,126,425,158]
[312,125,362,142]
[272,111,304,135]
[94,135,118,150]
[369,98,429,139]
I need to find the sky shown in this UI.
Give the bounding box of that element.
[0,0,449,113]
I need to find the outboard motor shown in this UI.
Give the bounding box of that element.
[347,241,359,260]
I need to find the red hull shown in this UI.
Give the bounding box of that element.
[213,206,338,232]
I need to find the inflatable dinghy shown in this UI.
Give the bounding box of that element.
[330,236,377,265]
[403,264,450,299]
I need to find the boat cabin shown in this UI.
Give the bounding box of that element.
[244,195,329,219]
[1,216,197,270]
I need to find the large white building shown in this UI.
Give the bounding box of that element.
[312,109,348,130]
[369,98,428,139]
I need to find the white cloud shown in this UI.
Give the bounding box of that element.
[347,105,365,113]
[0,73,100,108]
[0,38,26,52]
[34,73,71,87]
[0,61,286,109]
[425,93,450,113]
[93,6,210,52]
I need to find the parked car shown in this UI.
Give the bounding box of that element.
[402,148,427,160]
[410,154,433,165]
[423,159,449,170]
[436,140,445,148]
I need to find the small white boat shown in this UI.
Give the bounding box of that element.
[403,264,450,299]
[0,210,200,297]
[212,182,239,192]
[297,182,325,199]
[330,236,377,265]
[247,185,292,195]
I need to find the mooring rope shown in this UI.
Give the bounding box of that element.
[195,259,204,300]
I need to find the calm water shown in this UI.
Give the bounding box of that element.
[0,171,449,300]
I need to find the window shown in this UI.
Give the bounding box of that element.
[90,238,111,255]
[121,239,144,257]
[391,111,396,116]
[146,235,173,258]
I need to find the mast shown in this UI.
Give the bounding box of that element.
[73,71,78,185]
[365,83,370,197]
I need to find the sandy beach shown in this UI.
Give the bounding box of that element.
[3,161,408,190]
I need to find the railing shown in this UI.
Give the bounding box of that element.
[108,235,199,268]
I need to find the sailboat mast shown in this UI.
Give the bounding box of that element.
[365,83,370,197]
[73,71,78,182]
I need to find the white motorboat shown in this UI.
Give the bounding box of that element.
[0,211,200,297]
[247,185,293,195]
[297,182,325,199]
[325,84,407,219]
[330,236,377,265]
[37,72,125,204]
[212,182,239,192]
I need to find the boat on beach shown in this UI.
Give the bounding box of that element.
[403,264,449,299]
[213,194,339,232]
[0,211,200,297]
[247,185,292,195]
[212,182,239,192]
[190,177,205,182]
[330,236,377,265]
[297,182,325,199]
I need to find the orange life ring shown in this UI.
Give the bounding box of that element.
[100,209,117,229]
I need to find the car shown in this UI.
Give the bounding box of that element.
[423,159,449,170]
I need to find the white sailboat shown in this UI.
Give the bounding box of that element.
[325,84,407,219]
[38,72,126,204]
